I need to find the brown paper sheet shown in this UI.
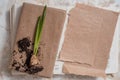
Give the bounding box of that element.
[59,3,119,77]
[10,3,66,77]
[63,62,105,77]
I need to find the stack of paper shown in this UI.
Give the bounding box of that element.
[59,4,119,77]
[10,3,66,77]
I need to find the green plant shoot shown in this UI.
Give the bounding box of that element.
[33,5,47,56]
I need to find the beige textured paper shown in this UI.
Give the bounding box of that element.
[10,3,66,77]
[59,4,119,77]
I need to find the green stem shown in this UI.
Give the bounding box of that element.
[33,5,47,56]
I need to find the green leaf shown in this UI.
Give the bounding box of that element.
[33,16,41,55]
[33,5,47,56]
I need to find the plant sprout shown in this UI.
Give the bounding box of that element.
[30,5,47,66]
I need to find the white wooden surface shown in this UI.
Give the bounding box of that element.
[0,0,120,80]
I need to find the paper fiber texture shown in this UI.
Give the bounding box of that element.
[59,3,119,77]
[10,3,66,77]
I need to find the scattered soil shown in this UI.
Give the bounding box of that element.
[28,66,44,74]
[17,37,30,52]
[12,37,43,74]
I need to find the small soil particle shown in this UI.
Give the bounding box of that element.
[15,67,20,71]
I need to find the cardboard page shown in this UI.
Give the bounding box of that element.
[59,4,119,77]
[10,3,66,77]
